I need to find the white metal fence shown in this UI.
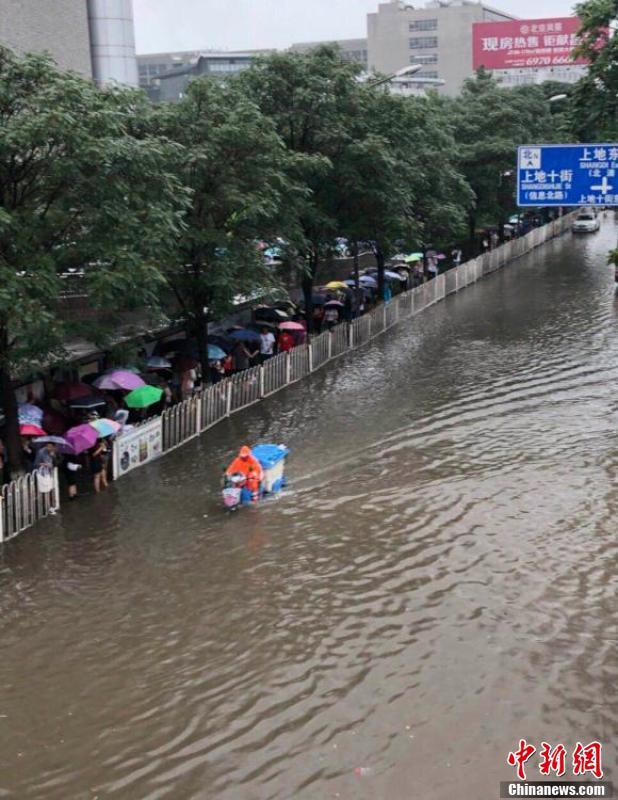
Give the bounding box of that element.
[229,365,262,413]
[4,214,575,543]
[1,468,59,543]
[162,397,200,452]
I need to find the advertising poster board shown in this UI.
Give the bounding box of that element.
[113,418,163,479]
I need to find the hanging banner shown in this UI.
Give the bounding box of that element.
[113,417,163,479]
[473,17,586,70]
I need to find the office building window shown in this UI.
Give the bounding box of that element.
[409,36,438,49]
[412,53,438,64]
[418,71,438,78]
[409,19,437,31]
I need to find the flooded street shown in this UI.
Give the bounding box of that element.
[1,219,618,799]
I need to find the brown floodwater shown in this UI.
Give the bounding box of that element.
[1,219,617,800]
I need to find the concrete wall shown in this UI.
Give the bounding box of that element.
[0,0,92,76]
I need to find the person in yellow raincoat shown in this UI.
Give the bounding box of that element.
[225,446,264,502]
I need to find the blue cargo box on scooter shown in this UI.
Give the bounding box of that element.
[252,444,289,494]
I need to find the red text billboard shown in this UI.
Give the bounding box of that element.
[473,17,586,70]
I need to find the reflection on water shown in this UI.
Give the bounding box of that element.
[1,220,617,799]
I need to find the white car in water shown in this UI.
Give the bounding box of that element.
[572,209,601,233]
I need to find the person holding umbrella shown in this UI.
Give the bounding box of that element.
[323,299,342,330]
[34,441,57,471]
[34,442,58,513]
[259,326,276,363]
[90,438,109,494]
[278,329,295,353]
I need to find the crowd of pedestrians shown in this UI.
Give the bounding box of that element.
[0,234,525,504]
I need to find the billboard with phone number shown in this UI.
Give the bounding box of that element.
[473,17,586,70]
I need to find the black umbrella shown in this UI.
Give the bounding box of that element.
[248,321,278,332]
[254,306,290,323]
[311,293,327,305]
[68,394,106,410]
[140,372,168,387]
[154,338,198,358]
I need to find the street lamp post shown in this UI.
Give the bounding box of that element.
[364,63,424,89]
[498,170,514,243]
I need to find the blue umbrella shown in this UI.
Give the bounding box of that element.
[18,403,44,424]
[208,344,227,360]
[229,329,261,343]
[359,275,378,288]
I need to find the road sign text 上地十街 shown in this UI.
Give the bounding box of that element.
[517,144,618,207]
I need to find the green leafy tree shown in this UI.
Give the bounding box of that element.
[333,89,470,298]
[572,0,618,140]
[151,77,291,378]
[452,70,558,250]
[239,46,365,329]
[0,49,186,472]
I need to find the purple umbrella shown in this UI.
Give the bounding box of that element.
[33,435,75,454]
[93,370,145,392]
[65,424,98,455]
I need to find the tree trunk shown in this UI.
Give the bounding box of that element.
[302,248,319,335]
[0,335,22,477]
[376,246,386,303]
[193,303,210,388]
[468,211,477,256]
[352,240,360,290]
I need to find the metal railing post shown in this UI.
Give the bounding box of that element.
[259,364,265,396]
[225,378,232,417]
[194,394,202,434]
[286,352,292,384]
[53,467,60,512]
[327,331,332,359]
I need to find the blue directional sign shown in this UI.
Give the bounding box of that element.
[517,143,618,207]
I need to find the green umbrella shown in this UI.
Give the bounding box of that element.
[125,385,163,409]
[404,253,423,263]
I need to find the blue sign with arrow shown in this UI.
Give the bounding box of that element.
[517,143,618,207]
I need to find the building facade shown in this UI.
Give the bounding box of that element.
[0,0,93,76]
[0,0,138,85]
[138,50,272,102]
[290,38,369,71]
[368,0,515,95]
[137,50,202,97]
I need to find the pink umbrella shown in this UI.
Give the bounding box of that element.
[278,321,306,331]
[93,370,145,392]
[19,423,46,437]
[65,424,98,454]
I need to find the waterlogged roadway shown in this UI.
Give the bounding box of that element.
[1,219,617,800]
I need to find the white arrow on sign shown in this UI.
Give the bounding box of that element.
[591,176,613,195]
